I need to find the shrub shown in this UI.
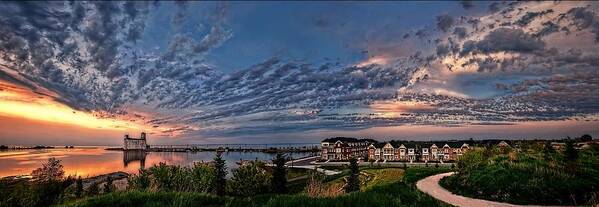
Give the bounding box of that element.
[75,177,83,198]
[103,176,114,194]
[190,162,215,193]
[228,161,271,196]
[148,163,192,192]
[127,169,151,191]
[86,181,100,196]
[305,169,327,198]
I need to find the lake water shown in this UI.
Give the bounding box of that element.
[0,147,318,178]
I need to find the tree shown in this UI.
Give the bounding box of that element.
[344,157,360,193]
[271,153,288,194]
[212,153,227,196]
[565,140,578,161]
[103,176,114,194]
[75,176,83,198]
[580,134,592,142]
[228,161,271,196]
[23,158,73,206]
[31,158,65,181]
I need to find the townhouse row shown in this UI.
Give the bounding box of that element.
[320,137,471,162]
[367,142,470,162]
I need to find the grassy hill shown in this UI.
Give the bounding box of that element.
[440,144,599,205]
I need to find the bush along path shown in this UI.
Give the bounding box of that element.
[416,172,575,207]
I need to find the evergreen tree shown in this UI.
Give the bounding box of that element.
[75,176,83,198]
[344,157,360,193]
[565,140,578,161]
[271,153,288,194]
[212,153,227,196]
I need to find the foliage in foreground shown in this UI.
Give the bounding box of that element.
[127,161,215,193]
[441,145,599,205]
[61,167,451,207]
[0,158,74,207]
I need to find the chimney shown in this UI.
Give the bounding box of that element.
[124,134,130,139]
[141,132,146,140]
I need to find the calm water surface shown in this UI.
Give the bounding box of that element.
[0,147,317,178]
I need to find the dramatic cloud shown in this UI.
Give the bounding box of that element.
[461,28,545,54]
[1,1,598,141]
[436,14,454,33]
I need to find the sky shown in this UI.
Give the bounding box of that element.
[0,1,598,145]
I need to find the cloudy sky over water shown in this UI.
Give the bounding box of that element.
[0,1,598,145]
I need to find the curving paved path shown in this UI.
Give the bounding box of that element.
[416,172,573,207]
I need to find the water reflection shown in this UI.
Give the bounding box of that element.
[0,147,316,178]
[123,150,146,168]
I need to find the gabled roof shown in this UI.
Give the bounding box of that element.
[383,142,395,148]
[369,143,386,148]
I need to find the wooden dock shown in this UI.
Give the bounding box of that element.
[108,143,320,153]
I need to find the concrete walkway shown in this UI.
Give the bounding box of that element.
[289,165,340,176]
[267,156,341,176]
[416,172,573,207]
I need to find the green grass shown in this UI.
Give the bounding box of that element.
[59,167,450,207]
[287,168,310,180]
[57,191,227,207]
[361,168,404,190]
